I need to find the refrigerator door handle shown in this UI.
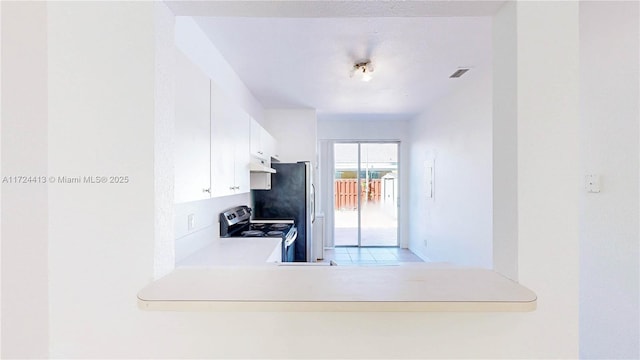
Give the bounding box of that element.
[311,183,316,223]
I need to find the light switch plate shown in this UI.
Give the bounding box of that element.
[425,159,435,199]
[585,174,601,193]
[187,214,195,231]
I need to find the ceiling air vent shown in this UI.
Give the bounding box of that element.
[449,68,470,78]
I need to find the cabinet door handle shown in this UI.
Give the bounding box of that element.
[229,186,235,190]
[203,188,211,193]
[234,186,240,190]
[258,151,263,155]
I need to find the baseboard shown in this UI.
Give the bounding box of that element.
[408,245,432,263]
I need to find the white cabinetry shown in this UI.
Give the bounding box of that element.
[174,50,211,203]
[263,131,280,162]
[249,118,281,190]
[250,118,280,162]
[210,82,250,197]
[174,51,251,202]
[250,118,265,160]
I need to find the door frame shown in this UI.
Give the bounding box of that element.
[331,140,400,247]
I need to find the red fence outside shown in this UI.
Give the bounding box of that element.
[334,179,381,210]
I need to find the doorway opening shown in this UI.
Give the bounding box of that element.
[333,142,399,248]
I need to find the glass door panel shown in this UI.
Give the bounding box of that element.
[360,143,398,246]
[333,143,359,246]
[333,142,399,247]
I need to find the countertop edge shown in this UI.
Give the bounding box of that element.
[137,298,537,312]
[137,267,537,312]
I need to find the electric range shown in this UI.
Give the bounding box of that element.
[219,206,297,262]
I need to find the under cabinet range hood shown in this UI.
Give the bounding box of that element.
[249,159,276,173]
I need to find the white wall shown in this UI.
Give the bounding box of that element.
[153,0,176,279]
[3,2,635,359]
[408,66,493,267]
[174,193,248,263]
[0,3,3,355]
[317,117,410,248]
[408,2,581,357]
[45,2,159,356]
[579,2,640,358]
[515,2,580,356]
[318,115,411,141]
[492,0,518,280]
[1,2,49,358]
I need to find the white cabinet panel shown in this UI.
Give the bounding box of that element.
[234,111,251,194]
[174,50,211,203]
[250,118,266,160]
[210,82,250,196]
[263,131,279,162]
[250,117,280,161]
[174,51,252,201]
[249,118,280,190]
[210,82,236,197]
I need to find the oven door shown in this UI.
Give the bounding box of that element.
[281,228,297,262]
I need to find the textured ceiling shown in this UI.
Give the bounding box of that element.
[169,1,500,118]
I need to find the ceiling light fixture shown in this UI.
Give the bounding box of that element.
[351,61,374,82]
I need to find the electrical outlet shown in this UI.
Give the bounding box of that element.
[187,214,195,231]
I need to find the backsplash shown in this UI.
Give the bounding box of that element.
[174,193,250,263]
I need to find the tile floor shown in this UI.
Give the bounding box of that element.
[322,247,424,266]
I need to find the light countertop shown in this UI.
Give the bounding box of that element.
[138,265,537,312]
[177,237,281,267]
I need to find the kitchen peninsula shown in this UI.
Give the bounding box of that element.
[138,266,537,312]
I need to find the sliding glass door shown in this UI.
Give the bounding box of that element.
[359,143,399,246]
[333,143,359,246]
[333,142,399,247]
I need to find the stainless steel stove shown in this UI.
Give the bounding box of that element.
[219,206,297,262]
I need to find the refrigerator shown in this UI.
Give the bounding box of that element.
[251,161,315,262]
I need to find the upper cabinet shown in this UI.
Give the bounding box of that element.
[210,82,250,197]
[250,118,264,160]
[174,50,211,203]
[250,118,280,162]
[249,118,280,190]
[263,131,280,162]
[174,50,279,201]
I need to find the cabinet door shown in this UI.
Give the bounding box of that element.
[250,118,266,160]
[233,110,250,194]
[210,82,236,197]
[174,50,211,203]
[262,130,280,161]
